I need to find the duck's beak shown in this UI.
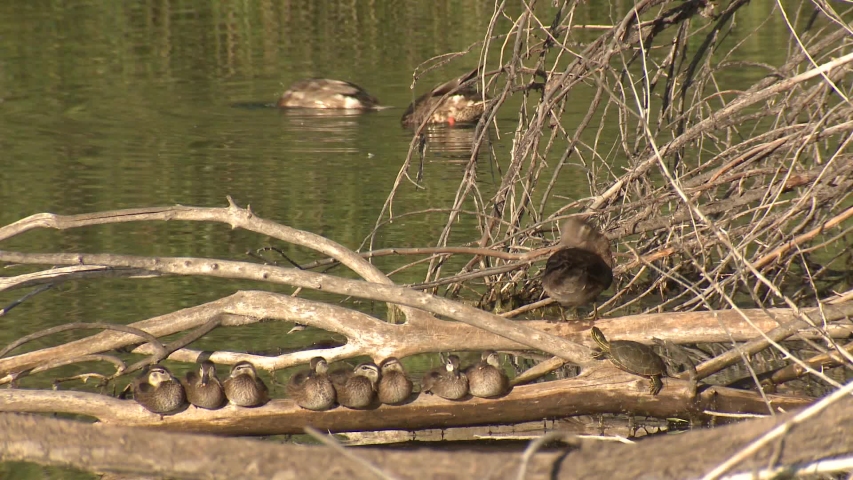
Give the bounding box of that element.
[201,370,210,386]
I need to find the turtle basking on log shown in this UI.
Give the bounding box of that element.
[591,327,667,395]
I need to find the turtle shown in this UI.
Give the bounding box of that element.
[590,327,666,395]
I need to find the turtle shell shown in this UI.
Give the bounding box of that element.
[606,340,666,376]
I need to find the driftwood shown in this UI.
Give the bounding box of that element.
[0,200,849,461]
[1,284,851,379]
[0,369,812,435]
[0,206,849,433]
[1,391,852,479]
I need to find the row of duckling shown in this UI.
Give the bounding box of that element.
[276,68,487,129]
[130,351,509,415]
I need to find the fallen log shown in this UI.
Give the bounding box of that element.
[0,390,849,479]
[0,368,810,435]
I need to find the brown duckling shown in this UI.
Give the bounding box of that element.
[278,78,380,110]
[330,363,380,409]
[465,350,509,398]
[131,364,186,415]
[222,361,269,407]
[401,68,488,128]
[287,356,336,411]
[421,355,468,400]
[377,357,413,405]
[183,360,226,410]
[542,217,614,316]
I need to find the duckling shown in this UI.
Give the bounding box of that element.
[182,360,225,410]
[401,68,488,128]
[421,355,468,400]
[278,78,380,110]
[330,363,380,409]
[287,357,336,411]
[131,364,186,414]
[222,361,269,407]
[465,350,509,398]
[377,357,413,405]
[542,217,614,318]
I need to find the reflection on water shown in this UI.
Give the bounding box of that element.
[419,125,486,159]
[278,108,382,154]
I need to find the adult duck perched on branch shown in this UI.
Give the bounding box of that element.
[542,217,614,318]
[277,78,381,110]
[401,68,489,128]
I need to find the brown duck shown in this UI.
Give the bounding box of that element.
[131,364,186,415]
[377,357,413,405]
[222,361,269,407]
[421,355,468,400]
[183,360,226,410]
[277,78,380,110]
[401,68,488,128]
[287,357,336,411]
[465,350,509,398]
[542,217,613,316]
[330,363,380,409]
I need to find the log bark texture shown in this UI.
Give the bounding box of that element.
[0,393,851,479]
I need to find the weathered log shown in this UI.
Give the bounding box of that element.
[0,391,850,479]
[0,369,811,436]
[1,288,850,380]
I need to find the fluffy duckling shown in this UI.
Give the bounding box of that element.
[330,363,380,409]
[183,360,226,409]
[542,217,613,316]
[287,357,336,411]
[465,350,509,398]
[421,355,468,400]
[131,364,186,415]
[377,357,413,405]
[223,361,269,407]
[278,78,380,110]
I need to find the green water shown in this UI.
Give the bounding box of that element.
[0,1,810,477]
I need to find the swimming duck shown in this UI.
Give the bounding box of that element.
[183,360,226,409]
[401,68,488,128]
[330,362,380,409]
[421,354,469,400]
[377,357,413,405]
[277,78,380,110]
[287,356,336,411]
[222,361,269,407]
[131,364,186,415]
[541,217,613,316]
[465,350,509,398]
